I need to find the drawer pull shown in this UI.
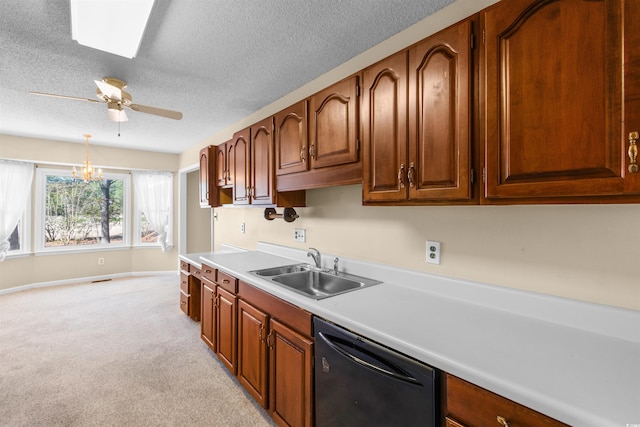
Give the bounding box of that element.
[222,279,230,284]
[497,416,509,427]
[180,301,187,305]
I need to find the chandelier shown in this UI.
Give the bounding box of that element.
[72,134,103,182]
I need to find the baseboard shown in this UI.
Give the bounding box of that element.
[0,271,178,295]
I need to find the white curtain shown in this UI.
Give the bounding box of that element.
[133,171,173,251]
[0,160,34,261]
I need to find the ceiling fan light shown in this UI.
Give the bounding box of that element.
[70,0,155,59]
[107,103,128,122]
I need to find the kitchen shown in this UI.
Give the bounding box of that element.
[1,0,639,426]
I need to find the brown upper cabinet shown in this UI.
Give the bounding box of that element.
[363,18,474,204]
[230,127,251,205]
[216,140,231,187]
[199,145,221,208]
[275,100,308,176]
[276,75,362,191]
[481,0,640,202]
[226,120,305,207]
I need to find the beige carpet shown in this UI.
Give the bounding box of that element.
[0,275,276,427]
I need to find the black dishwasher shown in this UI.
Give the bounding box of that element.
[314,317,439,427]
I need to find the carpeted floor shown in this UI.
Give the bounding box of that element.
[0,275,276,427]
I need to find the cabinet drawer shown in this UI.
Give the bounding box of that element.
[179,290,190,316]
[216,270,238,294]
[180,260,189,272]
[201,263,216,283]
[180,272,190,295]
[192,267,202,280]
[445,374,567,427]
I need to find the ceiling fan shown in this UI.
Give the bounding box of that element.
[30,77,183,122]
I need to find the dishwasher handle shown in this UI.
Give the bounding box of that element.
[318,331,420,385]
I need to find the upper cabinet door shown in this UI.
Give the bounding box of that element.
[216,142,228,187]
[231,128,251,205]
[251,117,275,205]
[362,51,409,202]
[275,100,309,176]
[309,75,360,170]
[483,0,639,199]
[408,19,473,201]
[199,145,218,208]
[625,0,640,194]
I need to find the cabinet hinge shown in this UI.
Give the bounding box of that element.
[482,28,486,44]
[470,168,475,184]
[482,167,487,183]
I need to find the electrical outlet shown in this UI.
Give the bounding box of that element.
[294,228,306,243]
[98,257,105,265]
[426,241,441,265]
[240,222,246,234]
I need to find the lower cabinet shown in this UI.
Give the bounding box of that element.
[200,264,239,375]
[444,374,568,427]
[237,280,314,427]
[179,260,201,321]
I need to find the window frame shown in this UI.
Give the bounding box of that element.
[34,167,131,254]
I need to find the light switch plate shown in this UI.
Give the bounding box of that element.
[426,241,441,265]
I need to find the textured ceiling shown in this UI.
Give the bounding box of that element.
[1,0,454,154]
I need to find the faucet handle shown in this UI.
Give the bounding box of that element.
[333,257,339,275]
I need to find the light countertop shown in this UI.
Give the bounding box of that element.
[182,242,639,427]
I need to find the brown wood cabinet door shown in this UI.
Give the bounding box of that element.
[251,117,275,205]
[237,300,269,408]
[309,75,360,170]
[199,145,218,207]
[275,100,309,176]
[226,142,235,188]
[408,19,472,201]
[268,318,313,427]
[216,143,228,187]
[216,286,237,374]
[231,128,250,204]
[625,0,640,193]
[200,280,216,352]
[482,0,631,199]
[362,51,409,202]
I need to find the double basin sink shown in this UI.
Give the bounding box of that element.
[250,263,382,300]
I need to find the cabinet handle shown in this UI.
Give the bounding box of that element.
[629,131,639,173]
[300,146,306,162]
[407,162,416,187]
[398,163,405,189]
[309,144,316,160]
[258,325,264,342]
[266,330,274,349]
[180,301,187,305]
[496,416,509,427]
[222,279,230,284]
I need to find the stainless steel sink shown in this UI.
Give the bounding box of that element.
[252,263,311,277]
[250,264,382,299]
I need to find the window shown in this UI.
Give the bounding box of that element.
[6,214,30,257]
[0,159,33,260]
[35,168,131,253]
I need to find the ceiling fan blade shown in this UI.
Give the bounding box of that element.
[130,104,183,120]
[30,91,101,103]
[95,79,122,101]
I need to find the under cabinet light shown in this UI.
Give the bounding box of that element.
[70,0,155,59]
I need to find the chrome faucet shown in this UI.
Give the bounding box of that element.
[333,257,339,275]
[307,248,321,269]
